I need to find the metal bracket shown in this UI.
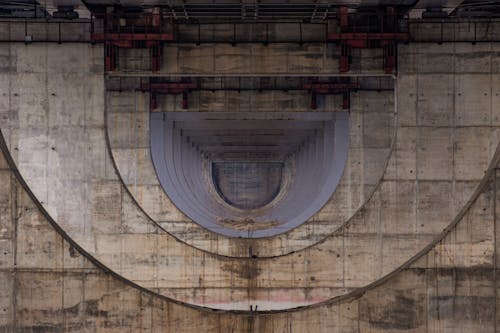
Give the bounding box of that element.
[303,81,359,110]
[330,6,410,73]
[140,80,197,111]
[91,7,175,72]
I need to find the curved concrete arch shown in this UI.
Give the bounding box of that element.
[107,89,395,257]
[4,121,500,331]
[7,107,495,310]
[3,42,499,311]
[150,112,349,238]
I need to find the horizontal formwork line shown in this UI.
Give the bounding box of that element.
[0,268,101,273]
[2,37,499,44]
[1,39,499,43]
[164,111,337,121]
[107,72,395,78]
[398,125,500,129]
[107,88,393,92]
[340,232,448,238]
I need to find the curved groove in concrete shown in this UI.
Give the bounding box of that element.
[0,130,211,314]
[1,42,498,312]
[5,80,491,309]
[103,90,396,258]
[105,91,396,257]
[4,122,499,315]
[1,66,497,310]
[301,141,500,311]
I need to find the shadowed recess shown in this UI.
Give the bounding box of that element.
[212,162,283,210]
[150,111,349,238]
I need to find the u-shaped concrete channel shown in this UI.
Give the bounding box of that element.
[150,111,349,237]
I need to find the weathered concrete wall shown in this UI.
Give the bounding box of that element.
[107,89,394,256]
[0,18,500,328]
[0,40,395,309]
[0,19,91,43]
[1,22,500,310]
[1,120,499,332]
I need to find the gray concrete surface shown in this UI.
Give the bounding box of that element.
[0,116,499,331]
[108,89,393,256]
[0,19,499,321]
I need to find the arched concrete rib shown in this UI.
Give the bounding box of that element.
[0,128,212,314]
[106,91,396,258]
[3,124,499,315]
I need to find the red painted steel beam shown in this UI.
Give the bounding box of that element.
[383,43,396,74]
[329,5,410,73]
[328,33,409,73]
[310,91,317,110]
[304,82,359,110]
[339,43,350,73]
[141,81,198,110]
[91,7,173,72]
[150,43,161,72]
[337,6,349,32]
[342,91,350,110]
[150,93,158,110]
[93,34,174,72]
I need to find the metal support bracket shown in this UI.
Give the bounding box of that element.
[304,81,359,110]
[329,6,410,73]
[91,7,175,72]
[140,80,197,111]
[93,34,174,72]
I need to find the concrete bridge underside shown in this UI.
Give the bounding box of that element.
[0,16,500,332]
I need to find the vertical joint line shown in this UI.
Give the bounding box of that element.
[494,169,497,331]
